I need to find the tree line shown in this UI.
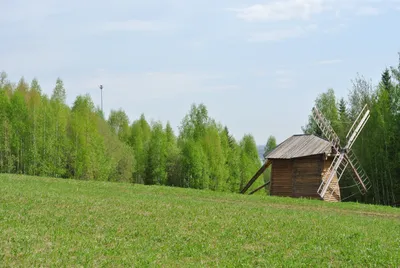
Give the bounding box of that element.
[2,53,399,205]
[303,53,400,205]
[0,72,266,194]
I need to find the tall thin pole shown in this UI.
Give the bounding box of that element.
[99,85,103,114]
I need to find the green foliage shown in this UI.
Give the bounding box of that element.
[0,72,263,194]
[0,76,135,183]
[302,88,340,140]
[337,97,350,140]
[263,136,276,192]
[9,90,29,173]
[3,51,400,204]
[1,174,399,267]
[180,139,209,189]
[381,68,392,91]
[51,78,66,104]
[108,109,130,143]
[303,53,400,205]
[164,122,180,186]
[239,134,263,193]
[263,135,277,159]
[0,89,12,173]
[145,121,167,185]
[129,114,151,184]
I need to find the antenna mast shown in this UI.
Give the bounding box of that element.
[99,85,103,114]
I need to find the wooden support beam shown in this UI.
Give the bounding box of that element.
[346,156,367,192]
[249,181,270,195]
[240,160,271,194]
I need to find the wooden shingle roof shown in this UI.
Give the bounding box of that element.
[265,134,332,159]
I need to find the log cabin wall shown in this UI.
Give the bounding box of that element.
[322,156,341,202]
[291,155,323,199]
[270,155,341,201]
[269,159,293,197]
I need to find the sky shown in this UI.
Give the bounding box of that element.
[1,0,400,145]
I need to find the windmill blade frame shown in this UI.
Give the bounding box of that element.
[344,104,370,150]
[312,103,372,200]
[325,151,371,201]
[341,104,372,195]
[311,106,341,150]
[312,106,346,199]
[317,152,348,198]
[345,149,372,194]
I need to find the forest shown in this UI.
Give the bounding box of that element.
[303,53,400,206]
[0,73,267,194]
[0,53,399,206]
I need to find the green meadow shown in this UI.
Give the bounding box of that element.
[1,174,399,267]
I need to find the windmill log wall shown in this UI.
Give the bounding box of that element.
[322,156,341,202]
[269,155,341,202]
[270,159,293,196]
[292,155,322,199]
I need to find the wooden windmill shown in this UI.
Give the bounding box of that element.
[241,104,372,202]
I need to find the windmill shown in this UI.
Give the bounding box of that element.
[240,104,372,201]
[311,104,372,200]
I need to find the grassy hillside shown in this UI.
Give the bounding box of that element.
[1,174,399,267]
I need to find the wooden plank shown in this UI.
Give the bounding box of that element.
[322,158,341,202]
[240,160,271,194]
[270,159,293,196]
[249,181,270,195]
[292,156,322,198]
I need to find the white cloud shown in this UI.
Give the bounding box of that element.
[317,59,343,65]
[248,24,317,42]
[229,0,329,22]
[229,0,396,22]
[102,20,172,32]
[229,0,395,42]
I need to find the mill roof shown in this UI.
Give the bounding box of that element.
[265,134,332,159]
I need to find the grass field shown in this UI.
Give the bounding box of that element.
[1,174,399,267]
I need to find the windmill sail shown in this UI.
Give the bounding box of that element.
[317,152,348,198]
[325,150,371,201]
[344,104,370,150]
[345,149,371,193]
[341,105,371,194]
[311,107,341,149]
[312,104,371,200]
[312,106,346,198]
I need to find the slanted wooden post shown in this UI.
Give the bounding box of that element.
[240,160,271,194]
[249,181,270,195]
